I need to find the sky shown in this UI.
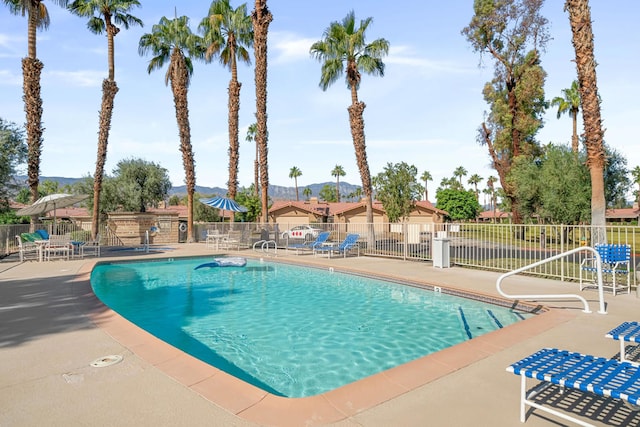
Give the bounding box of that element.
[1,1,639,200]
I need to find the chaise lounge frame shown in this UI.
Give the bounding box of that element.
[507,347,640,427]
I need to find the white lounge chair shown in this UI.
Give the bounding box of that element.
[15,235,39,262]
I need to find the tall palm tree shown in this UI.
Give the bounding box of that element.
[551,80,581,153]
[252,0,272,223]
[565,0,606,244]
[468,173,482,201]
[139,16,202,242]
[453,166,467,186]
[245,122,258,196]
[631,166,640,204]
[310,11,389,230]
[331,164,345,202]
[288,166,302,201]
[420,171,432,201]
[200,0,252,201]
[68,0,142,239]
[4,0,69,210]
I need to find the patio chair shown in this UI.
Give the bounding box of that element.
[80,234,101,258]
[15,235,39,262]
[44,234,72,261]
[507,347,640,425]
[579,243,631,295]
[313,233,360,258]
[287,231,330,255]
[221,230,245,251]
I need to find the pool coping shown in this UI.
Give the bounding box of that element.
[73,256,576,426]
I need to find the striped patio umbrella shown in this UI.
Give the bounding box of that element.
[200,196,247,222]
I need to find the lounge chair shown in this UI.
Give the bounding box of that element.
[507,347,640,425]
[313,233,360,258]
[44,234,72,261]
[606,321,640,365]
[80,234,101,258]
[580,243,631,295]
[287,231,330,255]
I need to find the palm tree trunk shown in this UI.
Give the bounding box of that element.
[92,79,119,239]
[571,109,579,153]
[228,79,241,201]
[348,100,374,245]
[294,177,299,201]
[566,0,606,244]
[171,50,196,242]
[22,57,44,205]
[252,0,272,224]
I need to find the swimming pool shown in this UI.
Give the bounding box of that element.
[91,257,535,398]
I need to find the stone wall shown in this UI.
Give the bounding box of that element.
[107,212,179,245]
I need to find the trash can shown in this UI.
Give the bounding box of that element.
[433,236,450,268]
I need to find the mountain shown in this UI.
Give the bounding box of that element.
[19,176,362,200]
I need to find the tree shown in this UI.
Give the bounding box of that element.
[420,170,432,201]
[302,186,312,200]
[318,184,337,202]
[4,0,69,210]
[551,80,581,153]
[310,11,389,232]
[235,185,261,222]
[565,0,607,244]
[0,118,27,211]
[68,0,142,240]
[486,175,498,221]
[435,188,482,221]
[468,173,482,200]
[199,0,252,201]
[463,0,549,225]
[373,162,423,222]
[139,15,202,241]
[453,166,467,186]
[632,166,640,204]
[331,164,345,202]
[288,166,302,201]
[251,0,272,223]
[109,158,171,212]
[603,145,631,209]
[245,122,258,196]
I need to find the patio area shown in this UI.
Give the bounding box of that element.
[1,244,639,426]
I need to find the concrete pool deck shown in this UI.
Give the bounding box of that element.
[1,244,639,426]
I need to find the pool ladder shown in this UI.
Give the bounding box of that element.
[253,240,278,256]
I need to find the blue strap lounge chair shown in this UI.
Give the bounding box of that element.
[507,348,640,425]
[287,231,330,255]
[606,321,640,365]
[313,233,360,258]
[579,244,631,295]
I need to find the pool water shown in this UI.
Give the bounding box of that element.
[91,257,534,398]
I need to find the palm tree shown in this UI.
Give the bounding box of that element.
[68,0,142,240]
[566,0,607,244]
[199,0,252,201]
[4,0,69,210]
[245,122,258,196]
[310,11,389,230]
[331,164,345,202]
[419,171,432,201]
[468,173,482,201]
[453,166,467,186]
[139,15,202,242]
[551,80,581,153]
[302,186,312,200]
[289,166,302,201]
[251,0,272,223]
[631,166,640,204]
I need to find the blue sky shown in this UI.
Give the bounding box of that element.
[1,1,639,198]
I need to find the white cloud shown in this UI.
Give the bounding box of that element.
[45,70,104,87]
[270,31,316,64]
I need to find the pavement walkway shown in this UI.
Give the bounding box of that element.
[1,244,640,426]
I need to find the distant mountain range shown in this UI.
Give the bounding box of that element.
[16,176,362,201]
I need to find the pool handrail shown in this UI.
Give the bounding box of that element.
[496,246,606,314]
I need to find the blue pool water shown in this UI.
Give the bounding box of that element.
[91,257,534,398]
